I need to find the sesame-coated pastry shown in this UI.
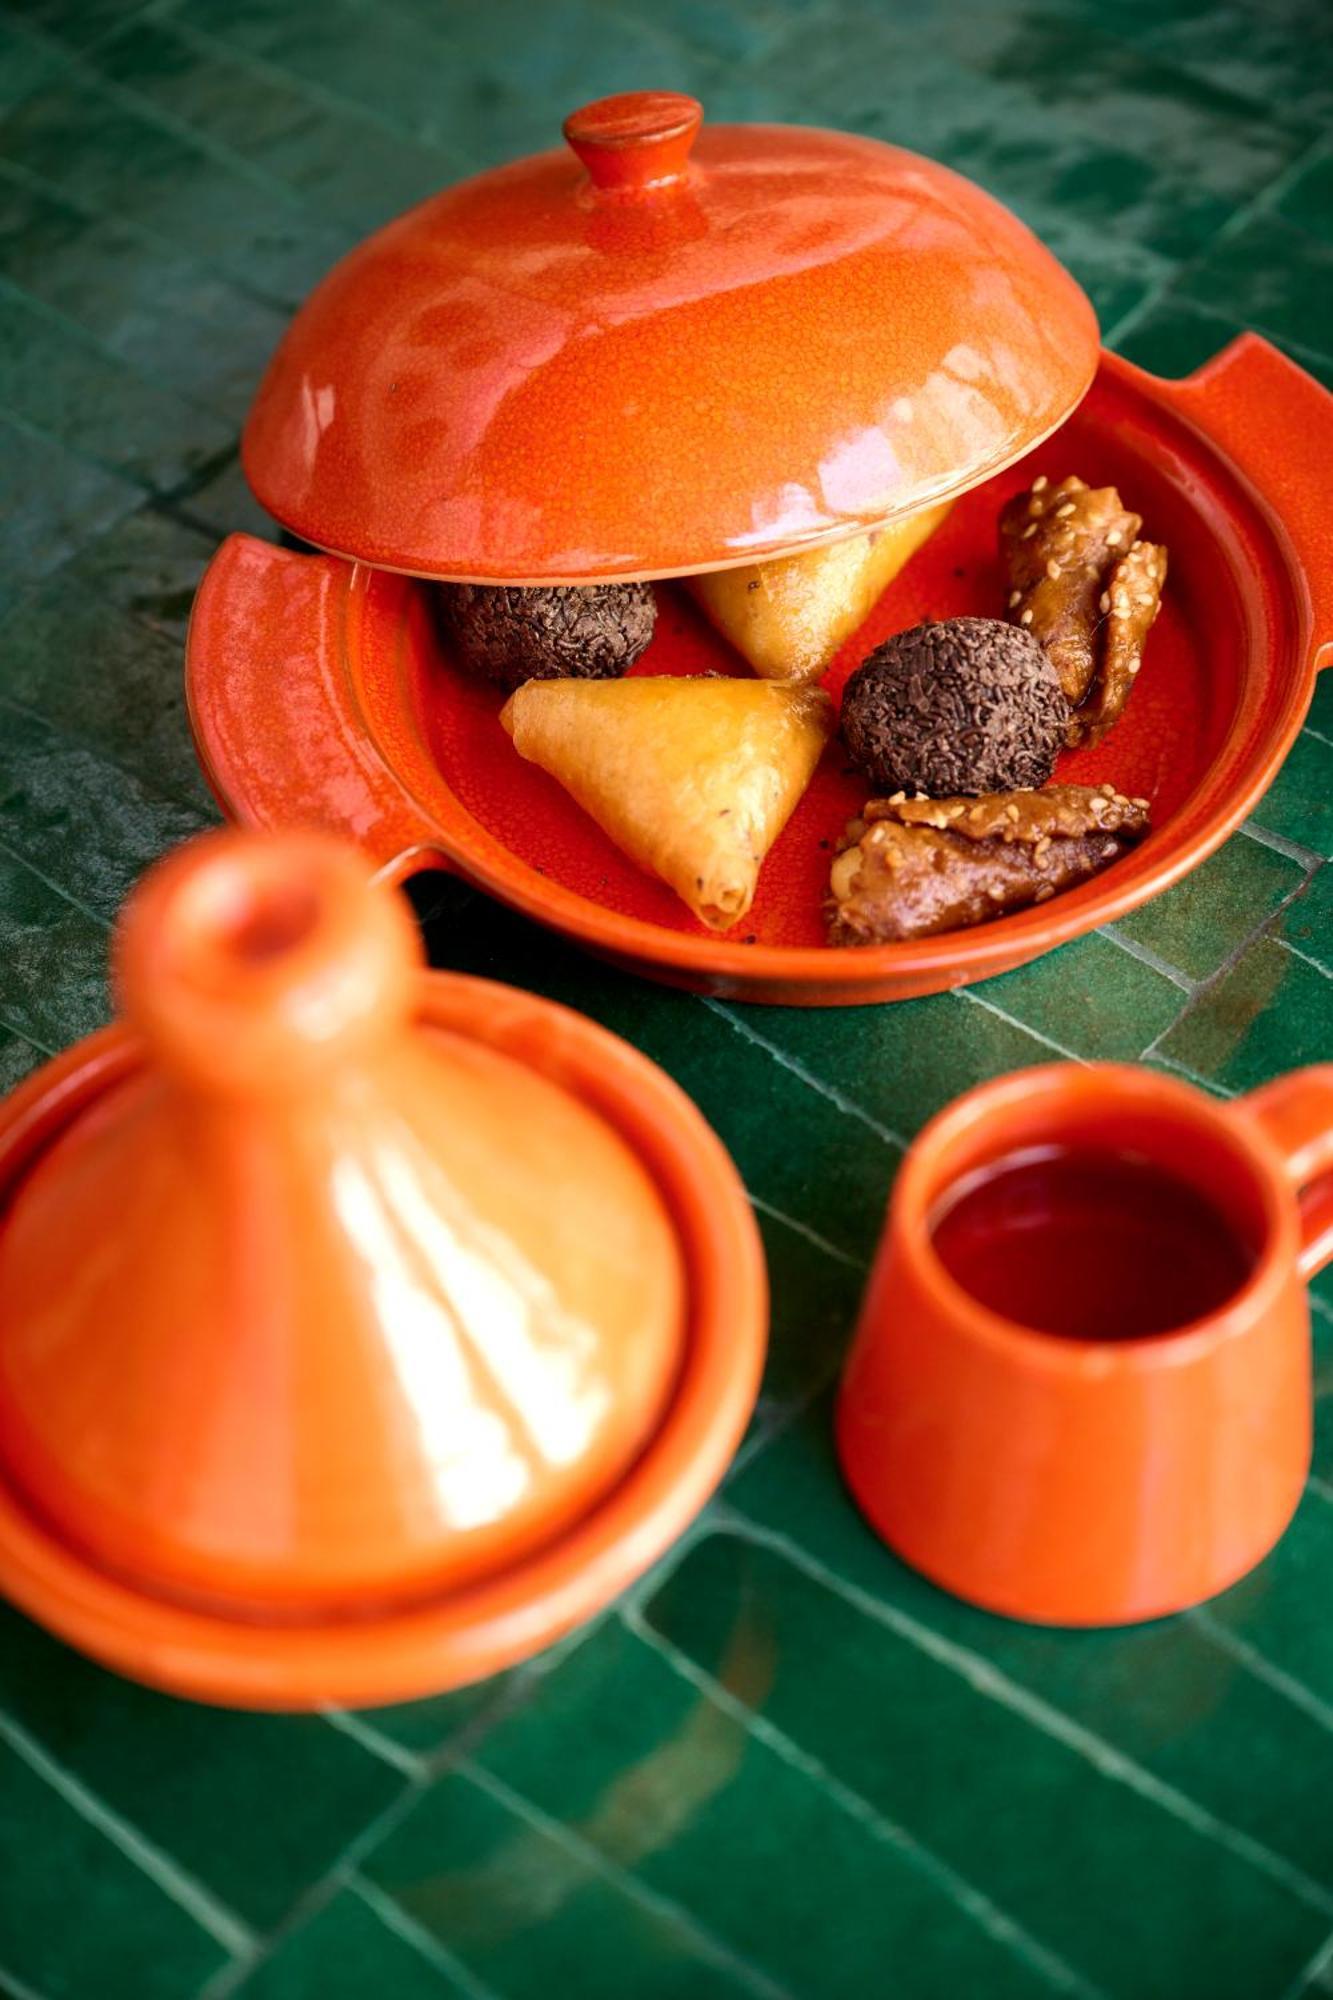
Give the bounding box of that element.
[1000,476,1167,750]
[827,783,1151,945]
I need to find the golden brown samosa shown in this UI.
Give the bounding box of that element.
[501,676,834,930]
[689,502,951,683]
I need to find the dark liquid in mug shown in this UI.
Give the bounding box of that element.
[930,1146,1254,1341]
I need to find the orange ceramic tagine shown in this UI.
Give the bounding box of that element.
[243,90,1098,581]
[0,830,765,1708]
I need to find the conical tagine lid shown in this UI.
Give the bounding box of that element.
[242,90,1099,584]
[0,830,685,1618]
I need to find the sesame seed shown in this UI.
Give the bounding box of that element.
[1055,501,1076,518]
[1100,782,1116,796]
[1020,608,1034,625]
[1128,660,1141,675]
[1033,884,1054,902]
[1032,475,1048,492]
[1099,591,1111,614]
[1028,496,1044,516]
[1034,836,1051,863]
[1045,558,1061,581]
[987,885,1006,901]
[1008,588,1022,607]
[1131,796,1149,808]
[1106,529,1122,546]
[888,790,906,804]
[1021,522,1038,539]
[1005,804,1020,822]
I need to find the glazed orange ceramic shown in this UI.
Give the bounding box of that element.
[837,1063,1333,1627]
[0,831,765,1708]
[189,335,1333,1005]
[242,92,1096,583]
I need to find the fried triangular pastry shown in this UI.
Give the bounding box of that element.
[501,676,834,929]
[689,502,951,683]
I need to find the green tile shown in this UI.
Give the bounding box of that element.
[1179,213,1333,373]
[235,1885,468,1998]
[749,1203,864,1413]
[473,1616,1068,2000]
[1279,147,1333,247]
[2,590,216,812]
[0,49,354,307]
[1111,831,1308,981]
[0,282,232,492]
[644,1530,1330,1998]
[0,1606,405,1930]
[0,1025,43,1091]
[179,452,282,541]
[1157,936,1331,1092]
[705,985,1054,1158]
[21,503,217,645]
[1115,292,1333,390]
[354,1670,532,1761]
[976,929,1186,1060]
[1280,864,1333,976]
[1248,732,1333,858]
[92,20,458,231]
[1205,1492,1333,1715]
[0,845,109,1050]
[363,1765,752,2000]
[729,1403,1333,1898]
[0,703,208,922]
[1100,0,1333,130]
[0,1730,227,1997]
[0,415,139,596]
[16,0,160,53]
[0,166,286,424]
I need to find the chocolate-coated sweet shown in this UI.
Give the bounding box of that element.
[439,581,656,692]
[840,617,1069,797]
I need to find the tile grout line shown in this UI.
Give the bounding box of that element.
[0,1710,255,1958]
[457,1759,796,2000]
[0,268,241,432]
[0,152,303,318]
[133,2,473,168]
[957,987,1085,1063]
[0,8,365,229]
[0,1963,54,2000]
[701,996,909,1151]
[745,1190,866,1271]
[0,827,114,934]
[622,1605,1107,2000]
[345,1875,504,2000]
[1280,936,1331,981]
[1281,1920,1333,2000]
[1097,923,1196,993]
[194,1763,431,2000]
[1187,1608,1333,1736]
[1241,821,1327,869]
[1141,849,1325,1063]
[712,1508,1333,1920]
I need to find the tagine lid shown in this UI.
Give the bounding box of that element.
[0,829,688,1624]
[242,90,1099,585]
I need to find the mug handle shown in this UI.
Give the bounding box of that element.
[1239,1066,1333,1279]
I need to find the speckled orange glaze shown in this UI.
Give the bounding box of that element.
[242,92,1098,582]
[190,338,1333,1006]
[0,833,765,1708]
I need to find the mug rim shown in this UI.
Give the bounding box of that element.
[891,1061,1296,1373]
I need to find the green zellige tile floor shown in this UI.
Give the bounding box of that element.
[1,0,1332,1993]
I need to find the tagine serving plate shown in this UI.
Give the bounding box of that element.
[186,93,1333,1006]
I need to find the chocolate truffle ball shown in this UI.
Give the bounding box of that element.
[438,581,656,693]
[840,617,1069,797]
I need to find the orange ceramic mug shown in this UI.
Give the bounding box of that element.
[837,1063,1333,1626]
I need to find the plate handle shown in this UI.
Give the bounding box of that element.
[185,536,449,885]
[1154,334,1333,678]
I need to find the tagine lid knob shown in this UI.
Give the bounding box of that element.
[0,829,686,1620]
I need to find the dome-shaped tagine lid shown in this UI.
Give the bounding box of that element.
[0,829,692,1623]
[242,91,1099,584]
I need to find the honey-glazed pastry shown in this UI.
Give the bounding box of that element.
[689,503,951,683]
[828,783,1150,945]
[1000,476,1166,749]
[502,675,834,930]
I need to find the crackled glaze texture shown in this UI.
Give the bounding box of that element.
[243,94,1098,580]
